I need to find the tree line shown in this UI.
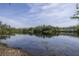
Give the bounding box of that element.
[0,21,60,35]
[0,20,79,36]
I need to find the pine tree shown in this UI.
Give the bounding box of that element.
[71,4,79,24]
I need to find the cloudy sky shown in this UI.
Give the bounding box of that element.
[0,3,78,28]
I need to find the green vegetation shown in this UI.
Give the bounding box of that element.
[75,25,79,35]
[1,20,79,37]
[0,21,60,35]
[0,20,79,37]
[71,4,79,34]
[0,21,11,35]
[24,25,60,34]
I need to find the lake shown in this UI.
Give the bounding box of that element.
[0,33,79,56]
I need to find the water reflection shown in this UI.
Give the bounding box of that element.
[0,32,78,39]
[0,32,79,55]
[0,43,9,48]
[0,35,11,40]
[25,32,79,38]
[27,33,59,38]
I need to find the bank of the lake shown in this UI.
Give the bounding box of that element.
[0,43,31,56]
[0,48,31,56]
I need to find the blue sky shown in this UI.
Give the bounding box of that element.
[0,3,78,28]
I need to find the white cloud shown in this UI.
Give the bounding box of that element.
[0,3,77,28]
[25,3,77,27]
[0,16,27,28]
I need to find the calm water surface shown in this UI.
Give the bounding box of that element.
[0,34,79,56]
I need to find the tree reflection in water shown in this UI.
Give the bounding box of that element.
[0,32,78,49]
[0,35,11,40]
[24,32,79,38]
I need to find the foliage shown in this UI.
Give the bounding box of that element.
[0,21,60,35]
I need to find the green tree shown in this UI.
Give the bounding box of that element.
[71,4,79,24]
[71,4,79,34]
